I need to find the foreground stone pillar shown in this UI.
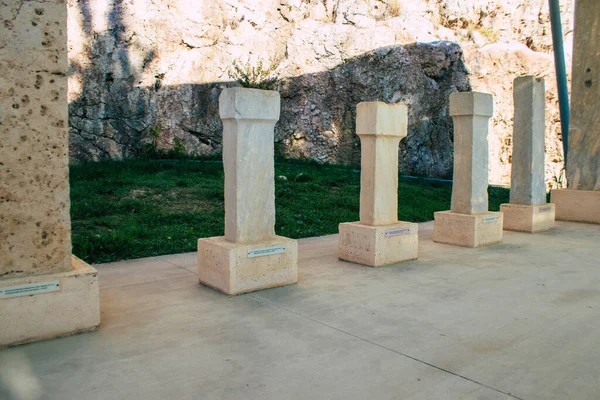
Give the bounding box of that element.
[338,102,418,267]
[551,0,600,223]
[0,0,99,346]
[433,92,503,247]
[197,88,297,295]
[501,77,555,232]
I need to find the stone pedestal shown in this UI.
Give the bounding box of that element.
[433,211,503,248]
[198,88,297,294]
[0,258,100,346]
[500,204,555,233]
[339,221,418,267]
[0,0,99,346]
[501,76,554,232]
[551,189,600,224]
[434,92,503,247]
[198,236,297,295]
[338,102,418,267]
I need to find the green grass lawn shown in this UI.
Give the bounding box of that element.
[70,159,510,264]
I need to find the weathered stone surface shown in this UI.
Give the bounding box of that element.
[0,257,100,347]
[197,236,297,296]
[338,222,418,267]
[551,189,600,224]
[1,0,72,278]
[500,203,555,233]
[198,87,297,295]
[433,211,503,248]
[220,88,279,244]
[501,76,553,233]
[357,102,407,226]
[449,92,494,215]
[339,101,417,266]
[510,76,547,206]
[435,91,503,247]
[566,0,600,190]
[1,0,100,347]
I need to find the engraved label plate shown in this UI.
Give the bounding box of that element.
[248,246,285,258]
[539,206,553,213]
[0,280,60,299]
[482,216,498,223]
[385,228,411,237]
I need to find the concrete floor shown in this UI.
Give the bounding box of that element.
[1,221,600,400]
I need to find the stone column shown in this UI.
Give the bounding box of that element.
[357,102,402,226]
[551,0,600,224]
[433,92,503,247]
[198,88,297,295]
[501,77,555,232]
[338,102,418,267]
[0,0,99,346]
[221,89,277,243]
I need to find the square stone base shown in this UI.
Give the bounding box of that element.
[198,236,298,295]
[500,203,555,233]
[338,221,418,267]
[0,256,100,347]
[551,189,600,224]
[433,211,503,248]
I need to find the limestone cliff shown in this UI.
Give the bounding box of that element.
[67,0,574,187]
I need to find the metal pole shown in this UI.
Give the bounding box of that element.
[549,0,570,164]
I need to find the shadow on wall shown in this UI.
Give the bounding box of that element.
[68,1,471,179]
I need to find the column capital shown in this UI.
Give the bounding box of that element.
[356,102,408,138]
[449,91,494,117]
[219,87,280,121]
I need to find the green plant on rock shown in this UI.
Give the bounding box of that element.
[229,59,281,91]
[140,125,187,159]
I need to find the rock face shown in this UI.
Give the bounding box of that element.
[67,0,574,186]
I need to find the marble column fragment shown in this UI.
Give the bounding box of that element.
[449,92,493,215]
[357,102,404,226]
[198,88,297,295]
[434,92,503,248]
[221,88,278,243]
[501,77,555,232]
[338,102,418,267]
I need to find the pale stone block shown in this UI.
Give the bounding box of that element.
[198,236,298,295]
[1,0,71,277]
[566,0,600,190]
[338,102,417,267]
[356,102,408,226]
[435,92,502,247]
[199,88,297,295]
[220,87,280,244]
[500,204,555,233]
[433,211,503,248]
[551,189,600,224]
[449,92,494,215]
[338,222,418,267]
[356,102,407,137]
[510,76,547,206]
[0,257,100,347]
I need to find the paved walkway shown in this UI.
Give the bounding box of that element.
[2,221,600,400]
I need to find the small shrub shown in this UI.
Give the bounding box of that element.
[229,59,281,91]
[140,125,188,159]
[387,0,402,18]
